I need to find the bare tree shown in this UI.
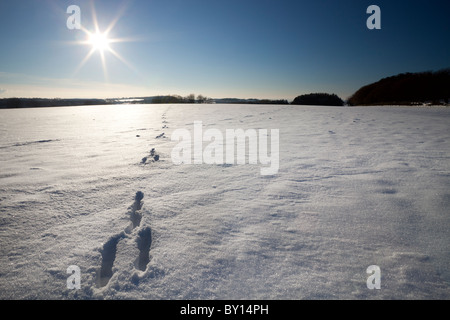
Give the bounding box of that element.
[197,94,206,104]
[185,94,196,103]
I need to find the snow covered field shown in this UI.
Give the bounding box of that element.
[0,104,449,300]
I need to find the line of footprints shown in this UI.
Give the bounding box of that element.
[97,191,152,288]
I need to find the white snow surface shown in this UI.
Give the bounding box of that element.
[0,104,449,300]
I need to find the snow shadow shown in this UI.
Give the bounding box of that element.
[127,191,144,233]
[98,233,124,288]
[135,227,152,271]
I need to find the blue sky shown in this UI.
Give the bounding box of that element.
[0,0,449,100]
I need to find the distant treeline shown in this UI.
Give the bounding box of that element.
[0,97,111,109]
[1,69,449,108]
[291,93,344,106]
[150,94,213,104]
[214,98,289,104]
[0,94,288,108]
[347,69,450,106]
[147,95,288,104]
[0,95,213,108]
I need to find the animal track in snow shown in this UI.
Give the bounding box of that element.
[161,112,169,128]
[135,227,152,271]
[125,191,144,233]
[156,132,166,139]
[141,148,160,165]
[97,191,154,288]
[98,233,124,288]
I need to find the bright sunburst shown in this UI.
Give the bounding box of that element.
[88,31,111,52]
[72,2,137,80]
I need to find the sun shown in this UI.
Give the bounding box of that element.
[88,31,111,52]
[71,2,138,80]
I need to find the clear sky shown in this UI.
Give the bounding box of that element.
[0,0,449,101]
